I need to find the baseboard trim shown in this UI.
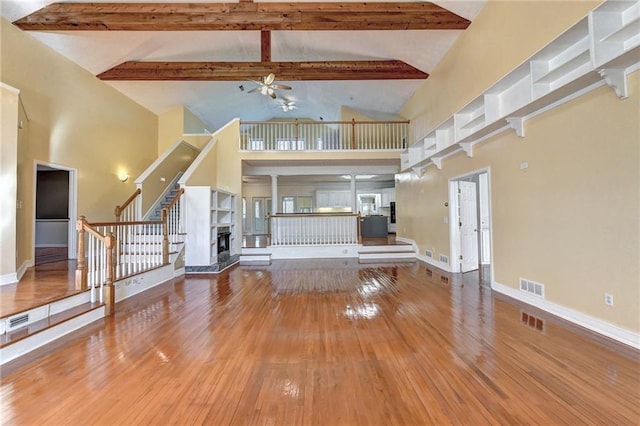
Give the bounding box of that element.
[0,273,18,286]
[17,260,33,282]
[0,260,33,286]
[491,281,640,350]
[395,237,455,273]
[416,254,454,273]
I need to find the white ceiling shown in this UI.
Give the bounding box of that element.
[1,0,486,130]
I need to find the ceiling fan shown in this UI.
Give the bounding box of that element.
[278,99,297,112]
[247,73,292,99]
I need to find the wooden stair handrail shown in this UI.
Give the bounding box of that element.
[88,220,163,227]
[75,216,116,315]
[115,188,141,220]
[163,188,184,212]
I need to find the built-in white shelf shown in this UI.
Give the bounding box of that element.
[592,1,640,66]
[402,0,640,173]
[184,186,237,266]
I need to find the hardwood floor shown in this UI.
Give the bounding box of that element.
[0,260,81,318]
[1,260,638,424]
[34,246,68,265]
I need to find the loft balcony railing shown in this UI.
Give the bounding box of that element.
[240,119,409,151]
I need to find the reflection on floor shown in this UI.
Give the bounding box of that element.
[34,247,68,265]
[1,258,638,424]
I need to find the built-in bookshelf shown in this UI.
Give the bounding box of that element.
[402,0,639,174]
[210,189,236,261]
[184,186,237,266]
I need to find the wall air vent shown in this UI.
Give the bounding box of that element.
[439,254,449,264]
[9,314,29,329]
[520,278,545,298]
[425,249,433,258]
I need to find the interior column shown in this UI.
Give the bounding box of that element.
[271,174,278,215]
[350,174,357,213]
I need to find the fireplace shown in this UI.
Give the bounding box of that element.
[217,227,231,262]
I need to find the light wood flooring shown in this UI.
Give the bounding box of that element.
[1,260,638,424]
[0,260,81,318]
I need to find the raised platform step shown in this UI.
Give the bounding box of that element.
[358,245,417,263]
[0,301,105,366]
[239,254,272,266]
[239,248,272,265]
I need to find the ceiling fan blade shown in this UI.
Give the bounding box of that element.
[247,87,260,94]
[271,84,292,90]
[264,73,276,85]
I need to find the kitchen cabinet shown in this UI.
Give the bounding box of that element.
[381,188,396,207]
[315,190,351,208]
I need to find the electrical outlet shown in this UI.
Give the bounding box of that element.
[604,293,614,306]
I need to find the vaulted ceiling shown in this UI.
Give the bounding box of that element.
[2,1,486,130]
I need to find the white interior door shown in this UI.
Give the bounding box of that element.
[252,197,271,234]
[458,181,479,273]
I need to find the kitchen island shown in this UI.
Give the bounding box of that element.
[360,215,388,238]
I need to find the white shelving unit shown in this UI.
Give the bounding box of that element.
[184,186,237,266]
[402,0,640,174]
[212,189,236,260]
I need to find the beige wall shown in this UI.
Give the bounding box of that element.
[395,0,639,333]
[0,84,19,277]
[158,105,213,154]
[1,19,158,268]
[139,142,200,215]
[157,106,185,155]
[402,0,600,141]
[184,107,212,134]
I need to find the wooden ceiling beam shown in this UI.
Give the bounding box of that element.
[261,31,271,63]
[14,2,470,31]
[96,60,429,81]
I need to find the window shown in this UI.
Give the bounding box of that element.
[297,196,313,213]
[276,138,305,151]
[249,139,264,151]
[242,197,247,230]
[282,196,296,213]
[282,196,313,213]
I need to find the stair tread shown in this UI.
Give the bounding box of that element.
[0,302,103,348]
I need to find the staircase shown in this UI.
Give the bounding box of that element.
[147,181,181,221]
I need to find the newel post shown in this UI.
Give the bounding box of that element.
[104,233,116,316]
[294,119,299,143]
[357,213,362,244]
[161,209,169,265]
[351,118,356,150]
[114,205,122,222]
[75,216,88,290]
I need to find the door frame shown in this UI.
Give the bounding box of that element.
[32,161,78,260]
[448,167,493,276]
